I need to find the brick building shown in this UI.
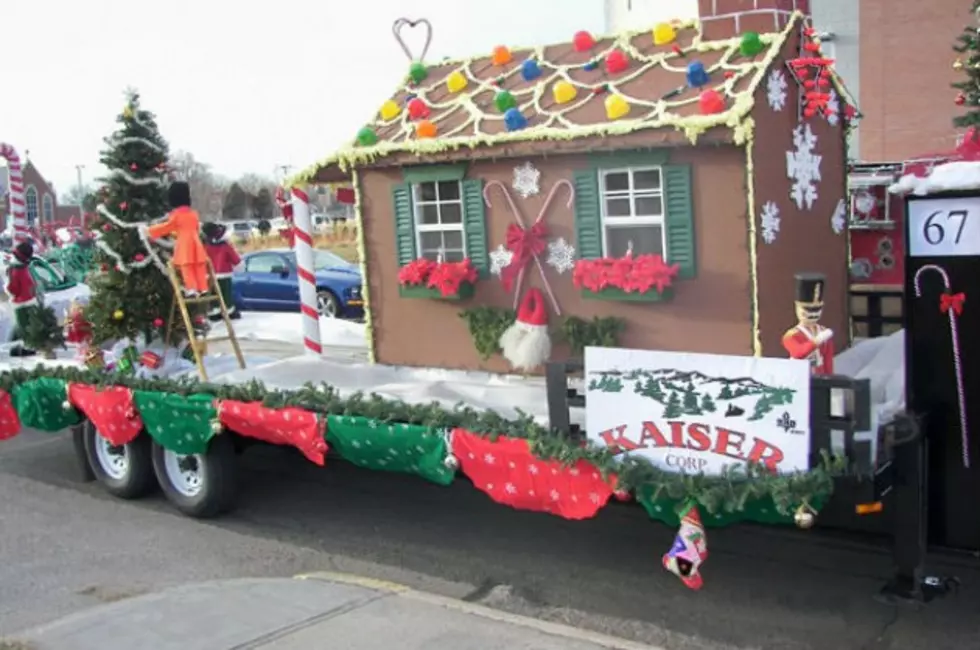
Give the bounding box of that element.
[1,156,77,232]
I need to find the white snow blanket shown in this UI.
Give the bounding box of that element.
[889,160,980,195]
[210,312,367,350]
[0,283,92,344]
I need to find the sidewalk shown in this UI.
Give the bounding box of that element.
[8,573,662,650]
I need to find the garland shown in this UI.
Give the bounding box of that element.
[459,306,515,359]
[0,364,845,514]
[559,316,626,355]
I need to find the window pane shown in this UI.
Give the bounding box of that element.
[605,197,631,217]
[605,225,664,257]
[420,231,443,252]
[440,203,462,224]
[419,203,440,225]
[247,255,280,273]
[443,230,463,249]
[437,181,460,201]
[417,182,437,202]
[633,169,661,191]
[634,195,663,217]
[603,172,629,192]
[443,250,465,262]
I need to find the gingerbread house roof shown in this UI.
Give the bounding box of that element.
[294,11,818,185]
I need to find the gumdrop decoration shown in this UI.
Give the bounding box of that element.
[553,81,577,104]
[739,32,764,57]
[686,61,710,87]
[446,70,468,93]
[407,97,430,120]
[380,99,401,121]
[495,90,517,113]
[408,62,428,84]
[356,127,378,146]
[415,120,437,139]
[699,90,725,115]
[521,59,542,81]
[604,94,630,120]
[504,108,528,132]
[583,60,599,72]
[573,31,595,52]
[653,23,676,45]
[492,45,512,66]
[605,50,629,74]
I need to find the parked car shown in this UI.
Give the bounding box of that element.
[232,248,362,318]
[228,221,257,240]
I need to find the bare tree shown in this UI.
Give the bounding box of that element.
[222,183,249,221]
[169,151,227,219]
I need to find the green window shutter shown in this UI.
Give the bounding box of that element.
[461,179,489,275]
[573,169,602,259]
[663,164,696,279]
[391,183,416,265]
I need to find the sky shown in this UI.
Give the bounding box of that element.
[3,0,606,196]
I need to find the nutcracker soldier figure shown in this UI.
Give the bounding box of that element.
[782,272,834,375]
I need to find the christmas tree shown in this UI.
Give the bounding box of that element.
[85,91,186,346]
[953,1,980,127]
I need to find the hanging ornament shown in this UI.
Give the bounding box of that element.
[210,419,224,435]
[489,245,515,277]
[380,99,401,121]
[605,49,629,74]
[408,61,428,84]
[552,81,577,104]
[698,89,725,115]
[572,31,595,52]
[956,92,967,106]
[494,90,517,113]
[954,59,964,70]
[604,94,630,120]
[653,23,676,45]
[415,120,437,139]
[129,163,138,171]
[504,107,528,131]
[119,201,128,210]
[443,453,460,471]
[521,59,542,81]
[356,126,378,146]
[686,61,710,87]
[153,317,164,328]
[794,503,817,529]
[112,309,125,320]
[133,253,145,262]
[545,237,576,274]
[407,97,430,120]
[102,224,112,233]
[122,105,134,119]
[446,70,468,93]
[491,45,512,66]
[739,31,764,57]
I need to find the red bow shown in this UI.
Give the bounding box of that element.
[501,221,548,292]
[940,292,966,315]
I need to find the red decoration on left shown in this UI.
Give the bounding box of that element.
[0,390,21,440]
[67,384,143,446]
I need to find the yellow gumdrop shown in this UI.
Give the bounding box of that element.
[653,23,676,46]
[446,70,468,93]
[553,81,577,105]
[380,99,401,121]
[604,94,630,120]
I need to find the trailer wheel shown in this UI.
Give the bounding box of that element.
[82,421,157,499]
[151,434,238,518]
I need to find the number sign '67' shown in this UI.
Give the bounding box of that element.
[907,195,980,257]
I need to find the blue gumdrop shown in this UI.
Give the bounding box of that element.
[686,61,710,88]
[521,59,542,81]
[404,93,417,104]
[583,60,598,72]
[504,107,528,131]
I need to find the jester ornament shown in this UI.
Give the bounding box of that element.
[663,503,708,590]
[782,272,834,375]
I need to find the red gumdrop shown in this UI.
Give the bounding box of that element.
[804,42,820,52]
[804,106,817,118]
[699,89,725,115]
[605,49,629,74]
[407,98,430,120]
[795,67,809,78]
[804,79,816,89]
[573,31,595,52]
[818,78,830,87]
[820,68,832,77]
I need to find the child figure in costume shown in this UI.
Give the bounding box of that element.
[146,182,209,296]
[5,241,39,357]
[782,272,834,375]
[201,222,241,320]
[663,502,708,590]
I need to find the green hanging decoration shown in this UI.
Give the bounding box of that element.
[459,306,515,359]
[133,390,218,454]
[559,315,626,355]
[13,377,81,432]
[326,415,455,486]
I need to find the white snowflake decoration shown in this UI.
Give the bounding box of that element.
[489,244,514,277]
[760,201,781,244]
[825,90,840,126]
[767,69,788,112]
[545,237,576,274]
[830,198,847,235]
[786,122,822,210]
[512,162,541,199]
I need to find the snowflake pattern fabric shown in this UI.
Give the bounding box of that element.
[786,123,822,210]
[767,69,788,112]
[68,383,143,446]
[13,377,82,432]
[489,244,514,277]
[825,90,840,126]
[0,390,21,440]
[512,162,541,199]
[546,237,576,274]
[830,199,847,235]
[760,201,781,244]
[450,428,614,520]
[220,400,327,465]
[133,390,217,455]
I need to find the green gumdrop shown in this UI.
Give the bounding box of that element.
[356,127,378,146]
[409,62,428,84]
[739,32,763,57]
[494,90,517,113]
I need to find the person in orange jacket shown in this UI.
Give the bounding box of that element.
[145,182,209,296]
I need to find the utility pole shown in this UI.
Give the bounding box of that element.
[274,164,292,182]
[74,164,85,229]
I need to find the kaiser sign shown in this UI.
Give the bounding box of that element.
[585,347,811,475]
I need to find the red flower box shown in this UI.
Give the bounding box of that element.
[398,258,478,300]
[572,254,679,302]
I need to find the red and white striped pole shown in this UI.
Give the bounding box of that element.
[290,187,322,356]
[0,143,29,244]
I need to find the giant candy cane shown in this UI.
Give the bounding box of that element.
[0,143,30,243]
[290,187,322,356]
[914,263,970,468]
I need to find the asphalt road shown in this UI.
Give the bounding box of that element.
[1,428,979,650]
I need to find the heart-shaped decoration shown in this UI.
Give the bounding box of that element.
[392,18,433,62]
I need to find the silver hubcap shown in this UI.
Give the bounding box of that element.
[95,436,129,480]
[162,450,204,497]
[317,294,337,318]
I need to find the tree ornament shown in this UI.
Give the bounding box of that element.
[604,94,630,120]
[407,97,430,120]
[415,120,438,138]
[356,126,378,146]
[494,90,517,112]
[122,105,134,119]
[686,61,710,87]
[504,108,528,131]
[739,31,764,57]
[446,70,468,93]
[653,23,676,45]
[572,31,595,52]
[62,399,72,411]
[605,49,629,74]
[119,201,128,210]
[133,253,146,262]
[113,309,124,320]
[129,163,138,171]
[956,92,967,106]
[520,59,542,81]
[954,59,964,70]
[794,503,816,529]
[698,89,725,115]
[613,488,631,502]
[211,419,223,435]
[491,45,512,66]
[153,317,164,328]
[380,99,401,121]
[408,61,427,84]
[443,453,460,471]
[102,224,112,233]
[552,81,577,104]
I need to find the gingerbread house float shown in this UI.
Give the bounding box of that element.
[295,1,855,373]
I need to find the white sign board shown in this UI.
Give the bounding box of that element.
[907,195,980,257]
[585,347,812,475]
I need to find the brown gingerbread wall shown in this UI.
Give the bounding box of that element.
[753,31,848,359]
[359,145,755,373]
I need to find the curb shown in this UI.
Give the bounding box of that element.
[294,571,666,650]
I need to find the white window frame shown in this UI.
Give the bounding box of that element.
[42,193,54,223]
[598,166,667,257]
[411,180,466,261]
[25,185,38,225]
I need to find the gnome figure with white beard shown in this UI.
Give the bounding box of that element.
[499,287,552,372]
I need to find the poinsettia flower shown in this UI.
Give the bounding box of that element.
[427,259,478,296]
[572,254,679,295]
[398,258,436,286]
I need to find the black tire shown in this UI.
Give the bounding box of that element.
[317,290,339,318]
[151,434,238,519]
[82,421,157,499]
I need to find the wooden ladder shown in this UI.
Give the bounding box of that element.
[164,259,246,381]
